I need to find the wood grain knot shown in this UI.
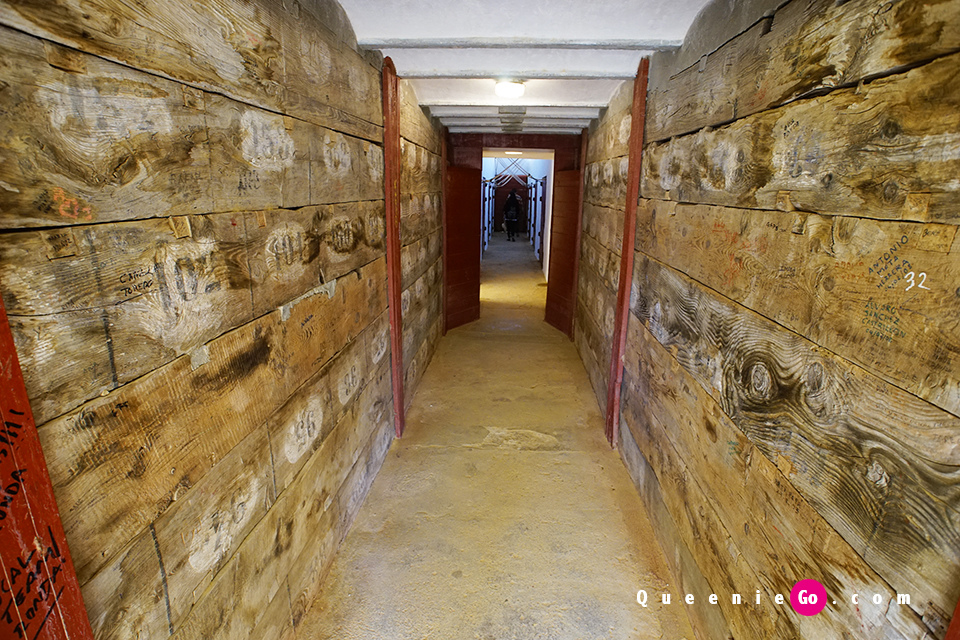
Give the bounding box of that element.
[749,361,773,399]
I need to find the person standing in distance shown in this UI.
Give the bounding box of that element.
[504,189,523,242]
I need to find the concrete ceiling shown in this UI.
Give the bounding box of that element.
[337,0,713,134]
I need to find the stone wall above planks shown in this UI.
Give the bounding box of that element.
[614,0,960,637]
[0,1,397,639]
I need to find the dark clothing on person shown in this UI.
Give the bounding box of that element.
[504,191,522,241]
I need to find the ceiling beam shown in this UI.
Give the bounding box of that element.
[395,69,637,79]
[446,126,587,134]
[361,37,682,50]
[427,106,603,119]
[436,117,593,127]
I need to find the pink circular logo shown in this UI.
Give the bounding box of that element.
[790,579,827,616]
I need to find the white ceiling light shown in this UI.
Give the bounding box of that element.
[505,151,523,155]
[495,80,525,98]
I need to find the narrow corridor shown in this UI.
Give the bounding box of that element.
[298,233,694,639]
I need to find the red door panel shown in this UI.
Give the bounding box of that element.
[445,166,482,330]
[544,170,582,337]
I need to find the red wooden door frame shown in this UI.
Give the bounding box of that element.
[382,58,405,437]
[543,130,588,338]
[604,58,649,447]
[444,166,483,330]
[544,166,584,338]
[0,294,95,639]
[441,129,449,334]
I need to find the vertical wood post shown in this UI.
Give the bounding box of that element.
[382,58,405,437]
[946,597,960,640]
[604,58,649,447]
[440,128,449,336]
[0,295,95,639]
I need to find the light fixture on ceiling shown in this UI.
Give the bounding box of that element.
[495,80,525,99]
[505,151,523,155]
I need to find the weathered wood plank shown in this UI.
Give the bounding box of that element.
[579,233,620,295]
[281,4,383,135]
[248,583,296,640]
[0,213,253,424]
[8,311,115,428]
[36,258,386,584]
[576,258,616,341]
[642,53,960,224]
[170,361,392,639]
[584,155,629,211]
[646,0,960,142]
[206,95,297,213]
[581,202,624,257]
[586,79,633,166]
[620,369,776,639]
[154,424,276,630]
[0,24,382,232]
[635,198,960,418]
[38,313,280,585]
[630,253,960,620]
[245,208,323,318]
[622,319,931,638]
[401,260,442,366]
[0,0,383,141]
[268,311,388,494]
[400,191,442,248]
[617,422,735,640]
[400,138,442,195]
[246,202,385,317]
[0,25,212,229]
[400,228,442,292]
[403,315,442,405]
[357,139,385,203]
[574,301,609,412]
[1,201,386,424]
[314,201,386,282]
[399,79,441,156]
[288,401,394,633]
[80,527,169,640]
[309,128,383,206]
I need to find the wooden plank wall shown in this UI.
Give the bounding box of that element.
[574,80,632,410]
[0,1,405,638]
[575,75,729,639]
[612,0,960,637]
[398,79,443,406]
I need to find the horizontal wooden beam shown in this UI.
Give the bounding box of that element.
[360,37,681,50]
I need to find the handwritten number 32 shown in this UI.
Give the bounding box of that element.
[904,271,930,292]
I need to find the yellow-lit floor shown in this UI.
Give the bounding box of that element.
[298,232,693,639]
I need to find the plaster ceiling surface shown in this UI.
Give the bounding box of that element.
[338,0,713,134]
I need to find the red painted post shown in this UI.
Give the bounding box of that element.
[604,58,650,447]
[440,128,449,336]
[382,58,405,437]
[0,296,95,639]
[946,596,960,640]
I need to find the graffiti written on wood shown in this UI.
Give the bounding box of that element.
[1,526,66,640]
[0,294,95,639]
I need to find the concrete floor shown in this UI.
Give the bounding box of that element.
[298,232,694,639]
